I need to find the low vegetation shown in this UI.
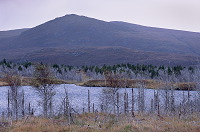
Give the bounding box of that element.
[83,79,196,90]
[1,113,200,132]
[0,77,197,91]
[0,77,68,87]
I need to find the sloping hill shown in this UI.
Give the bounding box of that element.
[111,21,200,55]
[9,47,198,66]
[0,14,200,65]
[0,28,29,39]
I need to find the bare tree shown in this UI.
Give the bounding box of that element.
[137,81,146,113]
[103,72,125,114]
[88,90,91,113]
[131,88,135,117]
[31,64,56,118]
[3,69,21,120]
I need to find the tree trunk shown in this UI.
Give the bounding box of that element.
[88,90,90,113]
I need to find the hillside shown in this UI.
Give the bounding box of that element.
[0,28,29,39]
[9,47,197,66]
[0,14,200,65]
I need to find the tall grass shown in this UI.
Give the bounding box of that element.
[2,113,199,132]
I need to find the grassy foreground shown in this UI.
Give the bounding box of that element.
[1,113,200,132]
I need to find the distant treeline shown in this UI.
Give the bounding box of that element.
[0,59,195,80]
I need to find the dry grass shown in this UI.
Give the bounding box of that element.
[83,79,197,90]
[0,77,69,87]
[0,76,197,91]
[2,113,200,132]
[173,82,196,90]
[83,79,159,88]
[0,81,7,86]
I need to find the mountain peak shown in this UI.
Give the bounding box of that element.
[61,14,84,19]
[66,13,78,16]
[1,14,200,65]
[49,14,101,24]
[52,14,84,21]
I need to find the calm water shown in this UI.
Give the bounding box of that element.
[0,84,198,115]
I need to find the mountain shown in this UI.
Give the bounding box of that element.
[10,47,196,66]
[0,14,200,66]
[0,28,29,39]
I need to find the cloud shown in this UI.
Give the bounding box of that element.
[0,0,200,32]
[0,0,69,30]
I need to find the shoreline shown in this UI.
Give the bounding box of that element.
[0,78,197,91]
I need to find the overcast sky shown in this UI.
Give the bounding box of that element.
[0,0,200,32]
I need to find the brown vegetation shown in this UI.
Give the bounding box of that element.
[174,82,196,90]
[0,77,69,87]
[83,79,158,88]
[0,77,197,91]
[83,79,197,90]
[1,113,200,132]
